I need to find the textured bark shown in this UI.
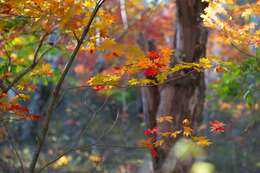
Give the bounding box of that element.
[140,1,208,173]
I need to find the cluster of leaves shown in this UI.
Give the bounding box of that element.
[210,49,260,106]
[0,92,42,121]
[142,116,225,157]
[87,44,213,90]
[0,0,115,123]
[202,0,260,47]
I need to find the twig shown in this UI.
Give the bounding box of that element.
[2,33,49,93]
[97,111,119,140]
[77,95,111,140]
[231,42,256,58]
[29,1,106,173]
[38,143,145,173]
[72,31,80,43]
[38,111,119,172]
[3,125,25,173]
[64,69,199,91]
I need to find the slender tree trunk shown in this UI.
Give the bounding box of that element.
[141,1,208,173]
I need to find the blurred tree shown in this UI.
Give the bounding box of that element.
[141,0,209,172]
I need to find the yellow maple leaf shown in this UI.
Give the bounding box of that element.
[157,115,174,123]
[154,139,165,147]
[16,94,30,101]
[170,130,182,138]
[183,127,193,137]
[53,155,72,168]
[159,132,172,137]
[192,136,213,146]
[88,155,103,162]
[41,64,53,76]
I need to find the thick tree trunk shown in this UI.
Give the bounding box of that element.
[141,1,208,173]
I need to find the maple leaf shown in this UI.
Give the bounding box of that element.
[148,51,160,60]
[192,136,213,146]
[41,64,53,76]
[154,139,164,147]
[93,85,106,91]
[144,68,158,77]
[26,114,43,121]
[157,115,174,123]
[183,126,193,137]
[150,148,158,158]
[182,118,190,126]
[9,104,29,113]
[170,130,182,138]
[141,138,153,150]
[215,65,225,73]
[211,126,225,133]
[88,155,103,162]
[159,132,172,137]
[209,120,225,134]
[159,48,172,57]
[16,94,30,101]
[0,92,7,98]
[144,128,157,136]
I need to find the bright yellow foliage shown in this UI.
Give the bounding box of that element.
[192,136,213,146]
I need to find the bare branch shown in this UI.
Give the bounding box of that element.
[3,125,25,173]
[231,42,256,58]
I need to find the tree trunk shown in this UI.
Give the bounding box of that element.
[141,1,208,173]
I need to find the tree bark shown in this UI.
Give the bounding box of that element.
[141,1,208,173]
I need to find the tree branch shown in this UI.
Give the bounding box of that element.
[231,42,256,58]
[29,1,106,173]
[2,33,49,93]
[3,125,25,173]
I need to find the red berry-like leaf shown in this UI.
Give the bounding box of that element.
[148,51,160,60]
[93,85,105,91]
[215,66,225,73]
[26,114,43,121]
[9,104,29,113]
[211,126,225,133]
[150,148,158,157]
[144,68,158,77]
[209,120,225,134]
[144,128,157,136]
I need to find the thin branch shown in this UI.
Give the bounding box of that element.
[72,31,80,43]
[2,33,49,93]
[97,111,119,140]
[38,110,119,173]
[77,95,111,140]
[64,68,199,91]
[38,143,144,172]
[231,42,256,58]
[29,1,106,173]
[3,125,25,173]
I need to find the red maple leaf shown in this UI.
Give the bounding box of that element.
[144,68,158,77]
[93,85,105,91]
[215,66,225,73]
[150,148,158,157]
[9,104,29,113]
[142,138,154,150]
[209,120,225,134]
[148,51,160,60]
[144,128,157,136]
[26,114,43,121]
